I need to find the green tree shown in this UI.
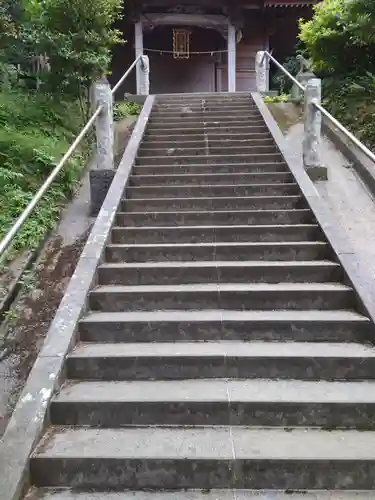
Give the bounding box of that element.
[26,0,123,114]
[299,0,375,77]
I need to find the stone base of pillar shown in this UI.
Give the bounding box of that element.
[89,169,115,216]
[306,165,328,181]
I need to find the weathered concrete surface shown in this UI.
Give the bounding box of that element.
[267,102,375,282]
[22,490,375,500]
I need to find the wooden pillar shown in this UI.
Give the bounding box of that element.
[135,21,143,95]
[227,21,236,93]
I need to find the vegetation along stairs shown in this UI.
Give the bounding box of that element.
[10,92,375,499]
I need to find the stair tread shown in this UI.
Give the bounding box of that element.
[69,341,375,359]
[118,209,310,215]
[128,182,297,188]
[99,260,338,270]
[130,172,289,178]
[55,378,375,403]
[136,153,282,159]
[23,489,375,500]
[106,241,327,249]
[92,283,351,293]
[80,309,368,323]
[134,162,285,168]
[123,195,302,202]
[112,224,319,230]
[32,426,375,460]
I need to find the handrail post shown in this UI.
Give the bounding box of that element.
[90,76,115,215]
[303,77,327,180]
[255,51,269,93]
[139,55,150,95]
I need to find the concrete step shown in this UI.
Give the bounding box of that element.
[133,162,289,175]
[135,153,284,166]
[151,109,260,119]
[147,120,265,130]
[66,341,375,381]
[137,145,279,157]
[157,92,253,99]
[129,172,293,186]
[105,241,330,263]
[30,426,375,489]
[148,117,265,128]
[89,283,353,312]
[115,209,314,227]
[50,378,375,428]
[126,183,299,198]
[155,99,255,106]
[152,98,255,107]
[22,488,375,500]
[154,101,257,109]
[142,136,275,148]
[153,101,257,109]
[145,125,269,136]
[78,310,371,344]
[121,195,306,212]
[98,261,341,286]
[110,224,322,244]
[143,132,273,143]
[141,134,275,150]
[145,125,269,135]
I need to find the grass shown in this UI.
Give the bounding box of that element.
[113,100,142,121]
[0,90,86,262]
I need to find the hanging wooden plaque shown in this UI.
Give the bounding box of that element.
[172,28,191,59]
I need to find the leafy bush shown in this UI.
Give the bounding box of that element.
[299,0,375,149]
[113,101,142,121]
[322,73,375,148]
[0,91,84,256]
[299,0,375,77]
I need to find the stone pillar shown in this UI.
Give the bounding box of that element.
[303,77,327,180]
[90,77,115,216]
[255,51,268,93]
[227,22,236,93]
[139,55,150,95]
[135,21,143,95]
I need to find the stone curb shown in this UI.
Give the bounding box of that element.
[252,91,375,331]
[0,95,155,500]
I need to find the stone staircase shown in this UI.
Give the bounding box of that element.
[25,93,375,499]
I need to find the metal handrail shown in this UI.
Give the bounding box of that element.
[111,55,141,95]
[261,50,305,92]
[313,100,375,164]
[261,50,375,165]
[0,56,141,261]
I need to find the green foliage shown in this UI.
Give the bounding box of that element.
[272,41,307,94]
[0,0,124,263]
[323,73,375,148]
[0,1,17,50]
[273,56,301,94]
[299,0,375,76]
[26,0,123,103]
[0,91,84,257]
[113,100,142,121]
[299,0,375,149]
[263,94,291,103]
